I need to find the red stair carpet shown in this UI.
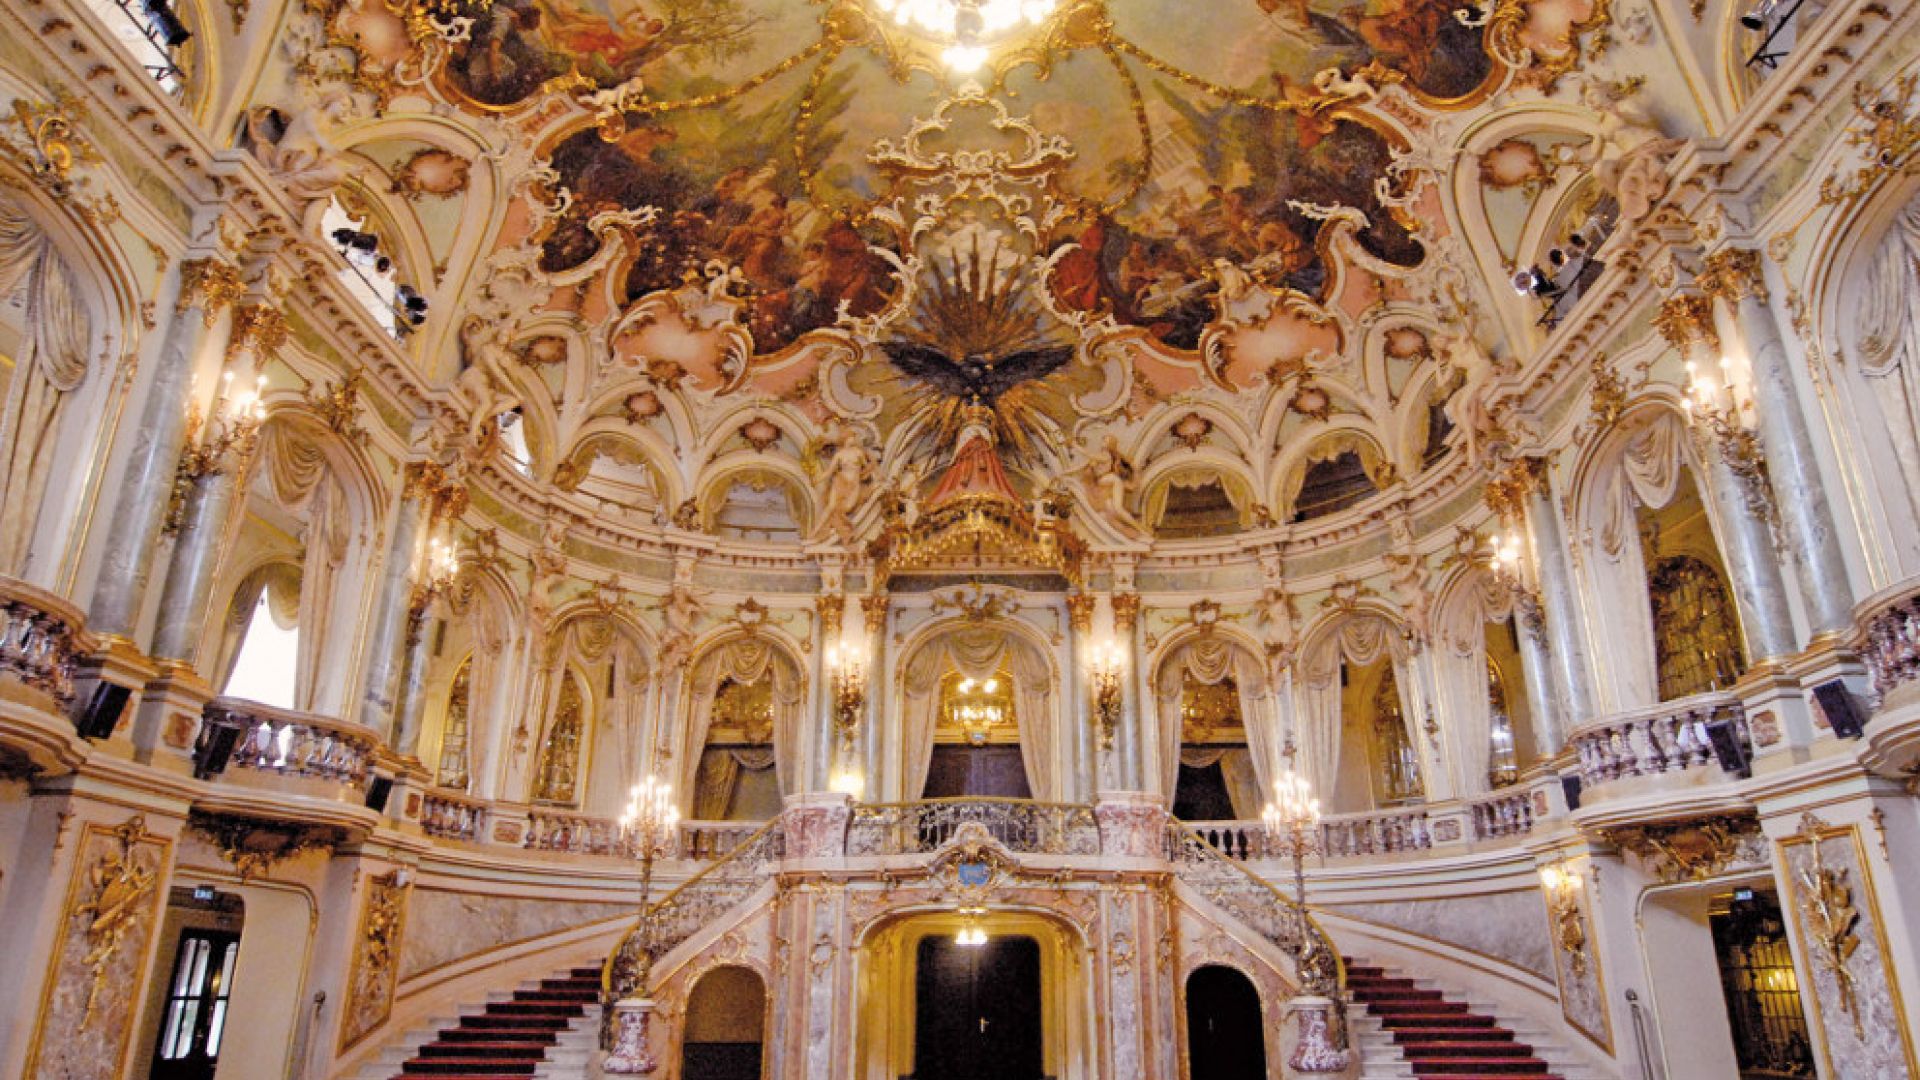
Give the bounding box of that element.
[391,965,600,1079]
[1344,958,1561,1079]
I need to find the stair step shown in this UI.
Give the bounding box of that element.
[378,961,604,1080]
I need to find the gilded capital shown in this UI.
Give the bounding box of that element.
[227,302,290,361]
[860,592,889,634]
[1065,592,1094,634]
[1483,456,1545,525]
[176,257,246,327]
[1701,248,1768,306]
[1111,591,1141,633]
[1653,293,1718,356]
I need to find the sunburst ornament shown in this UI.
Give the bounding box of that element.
[866,0,1060,71]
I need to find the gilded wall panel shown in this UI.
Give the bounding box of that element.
[1778,817,1917,1079]
[24,816,172,1080]
[340,870,410,1051]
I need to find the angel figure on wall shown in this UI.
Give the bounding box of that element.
[815,424,875,541]
[242,89,352,216]
[1432,328,1504,467]
[1555,79,1687,229]
[1077,433,1143,533]
[452,313,524,459]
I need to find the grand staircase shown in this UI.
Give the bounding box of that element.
[359,966,601,1080]
[1344,957,1579,1080]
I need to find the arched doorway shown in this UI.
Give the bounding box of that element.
[855,910,1093,1080]
[1184,965,1266,1080]
[913,933,1043,1080]
[681,966,767,1080]
[895,625,1061,803]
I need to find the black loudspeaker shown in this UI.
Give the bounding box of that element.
[1561,773,1582,812]
[364,775,394,814]
[1706,716,1754,779]
[73,682,132,740]
[1813,679,1868,740]
[192,720,241,780]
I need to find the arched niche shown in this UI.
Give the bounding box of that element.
[527,607,654,814]
[1294,610,1426,812]
[698,465,811,542]
[1432,567,1537,795]
[1569,403,1747,711]
[679,634,806,820]
[1139,461,1257,539]
[208,407,383,717]
[1183,964,1268,1080]
[680,965,768,1080]
[892,621,1061,804]
[0,184,133,590]
[424,560,524,798]
[1151,632,1279,817]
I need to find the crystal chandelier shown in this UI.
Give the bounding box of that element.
[868,0,1059,71]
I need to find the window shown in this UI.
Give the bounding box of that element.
[152,929,239,1080]
[1369,665,1423,805]
[82,0,187,96]
[224,592,299,709]
[320,199,403,337]
[531,673,584,804]
[1487,661,1519,788]
[436,659,472,790]
[1649,555,1746,700]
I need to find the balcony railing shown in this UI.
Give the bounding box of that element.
[1860,580,1920,700]
[605,817,787,1001]
[845,798,1101,856]
[0,576,89,709]
[524,807,630,856]
[200,698,377,791]
[1466,788,1537,840]
[679,820,766,861]
[420,788,489,842]
[1571,691,1747,788]
[1321,805,1432,857]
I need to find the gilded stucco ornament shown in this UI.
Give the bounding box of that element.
[1820,73,1920,208]
[0,93,120,224]
[73,817,159,1024]
[1792,814,1864,1038]
[1599,814,1764,883]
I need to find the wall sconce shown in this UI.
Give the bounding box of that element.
[1681,356,1769,500]
[167,371,267,532]
[829,640,867,791]
[1539,861,1589,976]
[1088,640,1125,749]
[406,536,460,638]
[1484,531,1542,623]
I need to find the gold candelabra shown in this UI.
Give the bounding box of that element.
[619,775,681,983]
[1261,769,1322,962]
[828,642,867,797]
[1682,357,1765,484]
[1088,640,1125,749]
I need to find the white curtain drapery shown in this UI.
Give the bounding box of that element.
[679,638,805,807]
[1153,638,1278,810]
[897,628,1056,802]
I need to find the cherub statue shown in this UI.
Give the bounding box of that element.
[815,424,875,541]
[451,313,522,457]
[1431,328,1503,467]
[1077,433,1143,533]
[243,89,352,211]
[1556,79,1687,228]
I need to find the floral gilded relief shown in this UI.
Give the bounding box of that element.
[1780,816,1917,1078]
[1541,862,1609,1051]
[24,816,171,1080]
[340,870,412,1051]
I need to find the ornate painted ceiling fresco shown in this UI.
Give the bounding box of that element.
[271,0,1623,545]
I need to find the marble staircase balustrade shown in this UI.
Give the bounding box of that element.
[420,787,490,842]
[1860,577,1920,702]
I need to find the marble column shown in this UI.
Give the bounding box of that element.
[359,487,427,742]
[90,256,243,637]
[1513,611,1566,755]
[391,609,439,760]
[859,591,887,800]
[1701,447,1799,662]
[1066,592,1096,803]
[1706,248,1855,636]
[1525,477,1596,727]
[149,302,285,664]
[1114,590,1146,792]
[149,469,242,663]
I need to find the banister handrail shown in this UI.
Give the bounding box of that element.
[1165,818,1346,1000]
